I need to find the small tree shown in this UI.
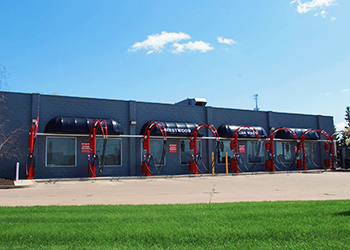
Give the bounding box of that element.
[336,107,350,167]
[338,107,350,148]
[0,64,24,160]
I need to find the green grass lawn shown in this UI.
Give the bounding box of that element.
[1,200,350,249]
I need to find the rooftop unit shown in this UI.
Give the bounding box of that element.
[175,98,207,107]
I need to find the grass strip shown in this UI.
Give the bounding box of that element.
[0,200,350,249]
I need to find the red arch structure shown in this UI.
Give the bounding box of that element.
[88,119,108,177]
[142,122,167,176]
[229,126,261,173]
[26,117,39,179]
[301,129,332,170]
[331,130,350,138]
[266,128,299,172]
[189,124,219,174]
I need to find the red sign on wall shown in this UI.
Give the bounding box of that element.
[81,143,90,153]
[169,144,178,153]
[239,145,246,153]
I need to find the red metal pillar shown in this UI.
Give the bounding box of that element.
[89,127,97,178]
[27,126,35,179]
[193,133,199,175]
[270,135,276,172]
[301,137,307,171]
[330,139,335,170]
[233,133,240,173]
[144,130,152,176]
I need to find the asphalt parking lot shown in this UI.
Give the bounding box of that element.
[1,170,349,206]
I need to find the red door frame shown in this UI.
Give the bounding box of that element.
[301,129,333,170]
[189,124,219,174]
[88,119,108,177]
[267,128,299,172]
[229,126,262,173]
[142,122,167,176]
[27,117,39,179]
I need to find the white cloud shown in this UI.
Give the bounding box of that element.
[325,92,332,96]
[342,89,349,93]
[336,122,347,131]
[172,41,214,54]
[129,31,191,54]
[291,0,335,14]
[129,31,214,54]
[330,16,336,21]
[320,10,327,17]
[217,36,237,45]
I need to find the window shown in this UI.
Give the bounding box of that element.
[276,142,292,162]
[247,141,264,163]
[96,138,122,166]
[180,140,201,165]
[142,139,166,165]
[46,137,76,167]
[218,141,231,164]
[304,142,315,163]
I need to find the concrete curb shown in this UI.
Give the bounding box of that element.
[33,169,327,183]
[0,180,36,189]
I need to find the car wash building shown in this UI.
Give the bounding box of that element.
[0,92,335,180]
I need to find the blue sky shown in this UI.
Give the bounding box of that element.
[0,0,349,129]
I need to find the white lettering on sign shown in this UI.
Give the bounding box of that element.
[239,145,246,153]
[169,144,178,153]
[81,143,90,153]
[239,130,257,136]
[164,128,192,134]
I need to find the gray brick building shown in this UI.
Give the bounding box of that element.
[0,92,334,179]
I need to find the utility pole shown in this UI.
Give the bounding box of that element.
[253,94,259,111]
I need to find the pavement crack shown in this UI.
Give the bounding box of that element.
[209,184,217,204]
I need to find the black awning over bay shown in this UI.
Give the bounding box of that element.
[274,128,319,140]
[217,125,268,138]
[44,116,123,135]
[140,121,202,137]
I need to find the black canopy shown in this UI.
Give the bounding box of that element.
[274,128,319,140]
[217,125,268,138]
[140,121,202,137]
[44,116,123,135]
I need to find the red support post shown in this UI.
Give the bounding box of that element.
[330,139,335,170]
[189,124,219,175]
[142,122,167,176]
[88,119,108,178]
[230,126,261,173]
[301,137,307,171]
[270,135,276,172]
[27,117,39,180]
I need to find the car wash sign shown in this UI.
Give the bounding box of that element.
[239,145,246,153]
[162,122,198,136]
[169,144,178,153]
[164,127,192,135]
[144,121,202,137]
[81,143,90,153]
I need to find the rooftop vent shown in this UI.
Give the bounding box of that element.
[175,98,207,107]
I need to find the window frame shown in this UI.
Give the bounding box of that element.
[96,138,122,167]
[275,141,293,162]
[45,136,77,167]
[304,141,316,163]
[141,138,167,166]
[247,141,265,164]
[180,139,201,166]
[217,140,232,164]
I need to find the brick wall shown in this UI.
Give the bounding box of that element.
[0,92,334,179]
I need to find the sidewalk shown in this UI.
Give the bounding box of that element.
[0,171,349,206]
